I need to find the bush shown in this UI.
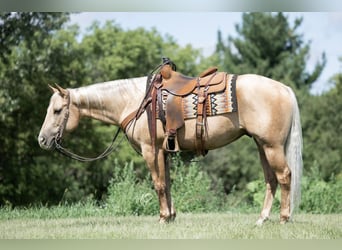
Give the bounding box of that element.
[105,157,342,216]
[105,156,226,216]
[225,162,342,214]
[105,160,158,216]
[222,179,280,213]
[170,155,225,213]
[300,162,342,213]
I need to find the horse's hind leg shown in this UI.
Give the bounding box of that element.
[255,140,278,225]
[263,145,291,224]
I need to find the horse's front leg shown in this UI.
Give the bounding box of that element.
[142,145,176,223]
[164,153,176,221]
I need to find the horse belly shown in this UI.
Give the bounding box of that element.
[177,113,244,150]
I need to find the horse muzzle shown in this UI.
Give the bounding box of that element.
[38,134,56,150]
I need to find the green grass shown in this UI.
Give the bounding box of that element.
[0,206,341,239]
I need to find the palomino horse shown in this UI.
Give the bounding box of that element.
[38,73,302,225]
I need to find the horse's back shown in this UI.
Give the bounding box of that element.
[237,74,291,98]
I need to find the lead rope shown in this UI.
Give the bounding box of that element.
[55,127,123,162]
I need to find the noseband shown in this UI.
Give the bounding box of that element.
[54,89,123,162]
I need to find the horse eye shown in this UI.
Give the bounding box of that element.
[54,108,62,115]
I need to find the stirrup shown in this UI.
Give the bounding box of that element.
[163,131,180,153]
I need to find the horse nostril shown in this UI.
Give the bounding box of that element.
[38,135,46,145]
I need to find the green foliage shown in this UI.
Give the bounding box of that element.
[225,162,341,214]
[0,13,77,205]
[81,21,163,81]
[300,162,342,213]
[215,13,326,91]
[80,21,202,81]
[301,70,342,179]
[245,180,267,209]
[202,137,260,194]
[170,155,225,213]
[0,13,69,64]
[105,160,158,216]
[105,157,225,216]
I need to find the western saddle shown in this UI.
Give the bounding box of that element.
[121,58,229,156]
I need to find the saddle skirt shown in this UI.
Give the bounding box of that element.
[157,73,238,120]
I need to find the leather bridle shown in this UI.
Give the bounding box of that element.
[55,90,70,145]
[53,89,123,162]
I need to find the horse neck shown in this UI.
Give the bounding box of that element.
[69,77,147,125]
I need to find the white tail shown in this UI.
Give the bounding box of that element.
[285,88,303,216]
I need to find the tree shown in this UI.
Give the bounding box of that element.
[301,59,342,180]
[0,13,69,64]
[80,20,202,82]
[215,13,326,92]
[0,13,76,205]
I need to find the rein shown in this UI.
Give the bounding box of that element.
[54,89,124,162]
[55,128,123,162]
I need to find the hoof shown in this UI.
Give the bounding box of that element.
[159,217,168,224]
[158,215,171,224]
[280,216,290,224]
[280,219,289,225]
[255,216,269,226]
[159,214,176,224]
[170,212,176,222]
[158,210,177,224]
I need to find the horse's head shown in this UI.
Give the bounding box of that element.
[38,84,79,150]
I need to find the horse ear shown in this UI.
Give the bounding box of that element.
[48,84,58,93]
[54,83,68,96]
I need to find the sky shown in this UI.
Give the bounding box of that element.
[69,12,342,94]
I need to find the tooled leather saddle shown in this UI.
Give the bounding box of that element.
[121,58,237,156]
[159,63,228,155]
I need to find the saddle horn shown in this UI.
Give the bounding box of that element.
[162,57,177,71]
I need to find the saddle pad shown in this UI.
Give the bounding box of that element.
[159,74,238,119]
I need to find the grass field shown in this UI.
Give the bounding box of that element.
[0,207,341,239]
